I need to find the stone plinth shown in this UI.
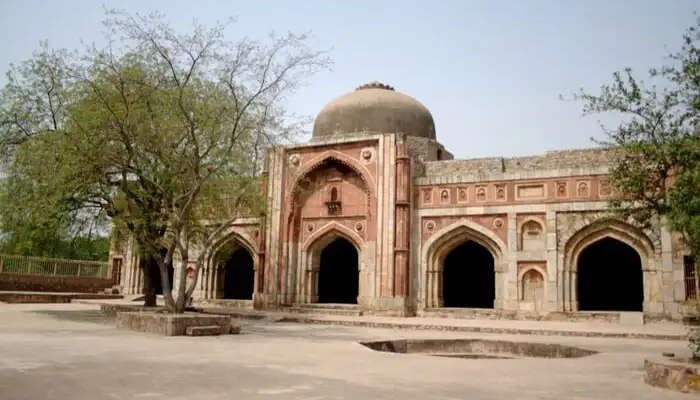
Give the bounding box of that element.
[644,358,700,393]
[116,311,233,336]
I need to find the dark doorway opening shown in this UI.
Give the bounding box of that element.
[223,248,254,300]
[577,237,643,311]
[443,240,495,308]
[318,237,358,304]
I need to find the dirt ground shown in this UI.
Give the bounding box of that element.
[0,303,693,399]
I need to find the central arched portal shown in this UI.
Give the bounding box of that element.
[443,240,495,308]
[577,237,643,311]
[222,248,254,300]
[318,237,359,304]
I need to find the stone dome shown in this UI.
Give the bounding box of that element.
[312,82,436,140]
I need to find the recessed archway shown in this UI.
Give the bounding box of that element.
[317,237,359,304]
[443,240,495,308]
[577,237,643,311]
[223,248,254,300]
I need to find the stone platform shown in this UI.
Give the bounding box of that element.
[194,306,689,341]
[116,311,233,336]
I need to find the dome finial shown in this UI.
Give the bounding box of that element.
[356,81,394,91]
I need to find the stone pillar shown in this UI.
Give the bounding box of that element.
[545,210,558,311]
[501,212,518,310]
[393,140,411,299]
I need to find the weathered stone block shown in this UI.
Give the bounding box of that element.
[116,311,232,336]
[644,358,700,393]
[185,325,222,336]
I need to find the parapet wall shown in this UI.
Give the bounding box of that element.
[418,148,617,184]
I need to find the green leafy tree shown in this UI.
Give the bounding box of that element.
[0,10,328,312]
[576,18,700,278]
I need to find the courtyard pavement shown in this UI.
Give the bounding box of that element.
[0,302,695,399]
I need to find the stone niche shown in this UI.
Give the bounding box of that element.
[519,219,545,251]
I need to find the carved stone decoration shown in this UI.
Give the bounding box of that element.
[495,184,506,200]
[425,220,436,233]
[355,222,364,232]
[492,218,504,229]
[289,154,300,167]
[576,181,589,198]
[476,186,487,201]
[440,189,450,203]
[556,181,567,197]
[306,223,315,233]
[360,148,373,163]
[458,187,468,203]
[599,180,612,197]
[423,188,432,204]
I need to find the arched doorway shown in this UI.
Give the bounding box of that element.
[222,248,254,300]
[318,237,358,304]
[443,240,495,308]
[577,237,643,311]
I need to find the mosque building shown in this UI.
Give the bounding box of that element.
[112,81,695,320]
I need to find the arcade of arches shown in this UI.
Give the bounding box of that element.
[112,82,688,320]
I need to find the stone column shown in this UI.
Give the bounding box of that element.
[545,209,559,311]
[393,140,411,299]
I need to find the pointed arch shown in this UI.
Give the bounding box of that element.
[564,219,655,274]
[562,218,656,312]
[302,221,364,254]
[421,218,507,308]
[202,228,259,300]
[299,222,364,304]
[289,150,376,200]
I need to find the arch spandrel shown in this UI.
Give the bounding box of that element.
[288,150,376,202]
[302,221,364,255]
[563,219,656,273]
[421,218,507,309]
[422,218,507,271]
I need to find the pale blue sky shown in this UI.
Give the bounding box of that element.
[1,1,696,158]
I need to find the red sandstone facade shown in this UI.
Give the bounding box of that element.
[112,82,695,320]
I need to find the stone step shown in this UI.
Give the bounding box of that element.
[288,304,363,317]
[419,308,532,320]
[185,325,222,336]
[420,308,625,323]
[296,303,361,310]
[196,299,253,308]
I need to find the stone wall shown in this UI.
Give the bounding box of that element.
[420,148,617,182]
[0,273,115,293]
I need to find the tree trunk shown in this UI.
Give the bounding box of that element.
[142,262,157,307]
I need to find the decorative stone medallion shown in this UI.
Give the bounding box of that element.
[289,154,300,167]
[492,218,504,229]
[360,148,374,164]
[306,223,314,232]
[355,222,364,232]
[425,220,436,233]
